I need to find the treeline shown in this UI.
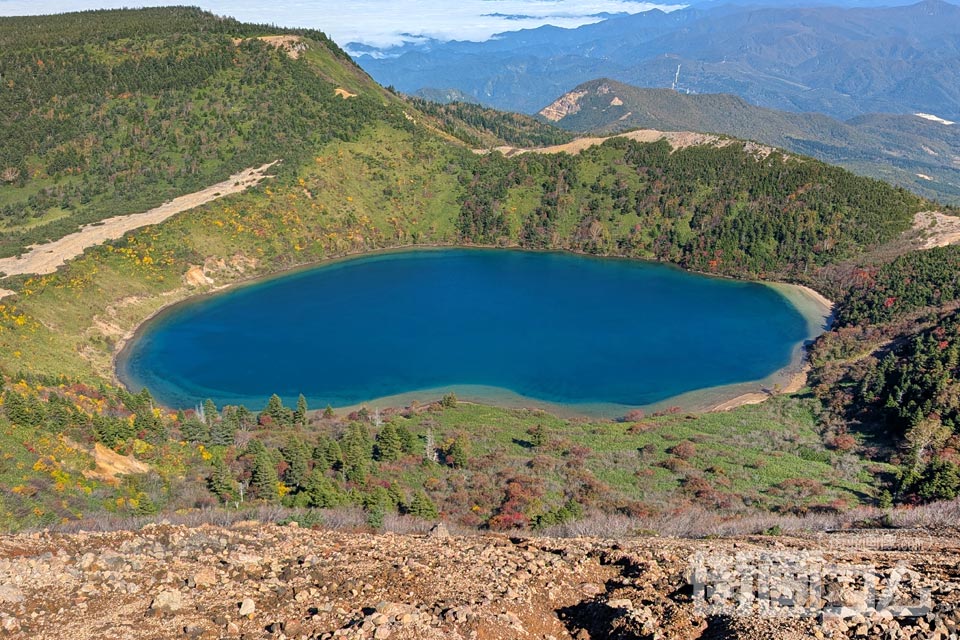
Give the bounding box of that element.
[0,8,399,257]
[455,138,923,279]
[406,98,575,149]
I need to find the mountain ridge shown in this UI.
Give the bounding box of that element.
[357,0,960,120]
[537,78,960,203]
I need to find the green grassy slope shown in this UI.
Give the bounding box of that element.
[0,375,874,532]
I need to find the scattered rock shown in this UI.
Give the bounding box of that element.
[0,524,954,640]
[238,598,256,617]
[0,585,23,604]
[151,589,184,613]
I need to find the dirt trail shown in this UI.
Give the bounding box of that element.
[483,129,776,157]
[0,162,276,279]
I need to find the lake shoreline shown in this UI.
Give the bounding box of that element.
[113,245,834,419]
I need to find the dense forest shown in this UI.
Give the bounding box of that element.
[812,246,960,505]
[0,8,956,530]
[456,139,923,279]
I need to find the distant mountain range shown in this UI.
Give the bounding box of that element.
[539,79,960,203]
[356,0,960,121]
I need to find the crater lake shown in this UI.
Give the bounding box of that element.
[117,249,824,416]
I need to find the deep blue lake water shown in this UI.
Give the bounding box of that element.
[118,249,813,413]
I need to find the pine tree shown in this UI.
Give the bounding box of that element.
[294,394,308,427]
[342,423,372,484]
[180,416,210,444]
[1,391,28,426]
[408,490,439,520]
[208,455,237,503]
[251,449,279,500]
[202,398,218,427]
[304,469,343,508]
[443,434,470,468]
[375,423,403,462]
[281,436,310,489]
[325,440,344,471]
[260,394,289,426]
[210,408,237,446]
[527,424,547,448]
[395,423,418,454]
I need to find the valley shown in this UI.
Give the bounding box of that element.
[0,6,958,637]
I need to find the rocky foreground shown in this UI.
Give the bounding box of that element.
[0,522,958,640]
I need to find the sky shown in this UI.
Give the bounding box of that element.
[0,0,685,49]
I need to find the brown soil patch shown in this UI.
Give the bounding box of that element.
[335,87,357,99]
[912,210,960,249]
[233,35,307,59]
[83,443,151,484]
[60,438,151,485]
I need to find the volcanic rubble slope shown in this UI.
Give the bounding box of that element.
[0,523,958,639]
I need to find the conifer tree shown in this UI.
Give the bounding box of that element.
[375,423,403,462]
[342,422,372,484]
[202,398,218,427]
[294,394,308,427]
[408,490,439,520]
[260,394,289,426]
[281,436,310,489]
[181,416,210,444]
[304,469,343,508]
[251,449,279,500]
[208,455,237,503]
[211,408,238,446]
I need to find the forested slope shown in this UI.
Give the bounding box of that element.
[0,8,400,257]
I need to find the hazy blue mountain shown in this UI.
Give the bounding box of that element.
[356,0,960,120]
[539,78,960,203]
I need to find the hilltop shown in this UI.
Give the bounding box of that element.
[537,79,960,204]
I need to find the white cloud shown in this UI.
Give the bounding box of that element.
[0,0,685,48]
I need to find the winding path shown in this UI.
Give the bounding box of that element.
[0,162,277,280]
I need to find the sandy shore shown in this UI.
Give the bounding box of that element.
[709,364,812,412]
[0,162,277,278]
[708,282,833,412]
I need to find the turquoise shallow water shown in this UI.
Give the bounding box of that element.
[118,249,812,412]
